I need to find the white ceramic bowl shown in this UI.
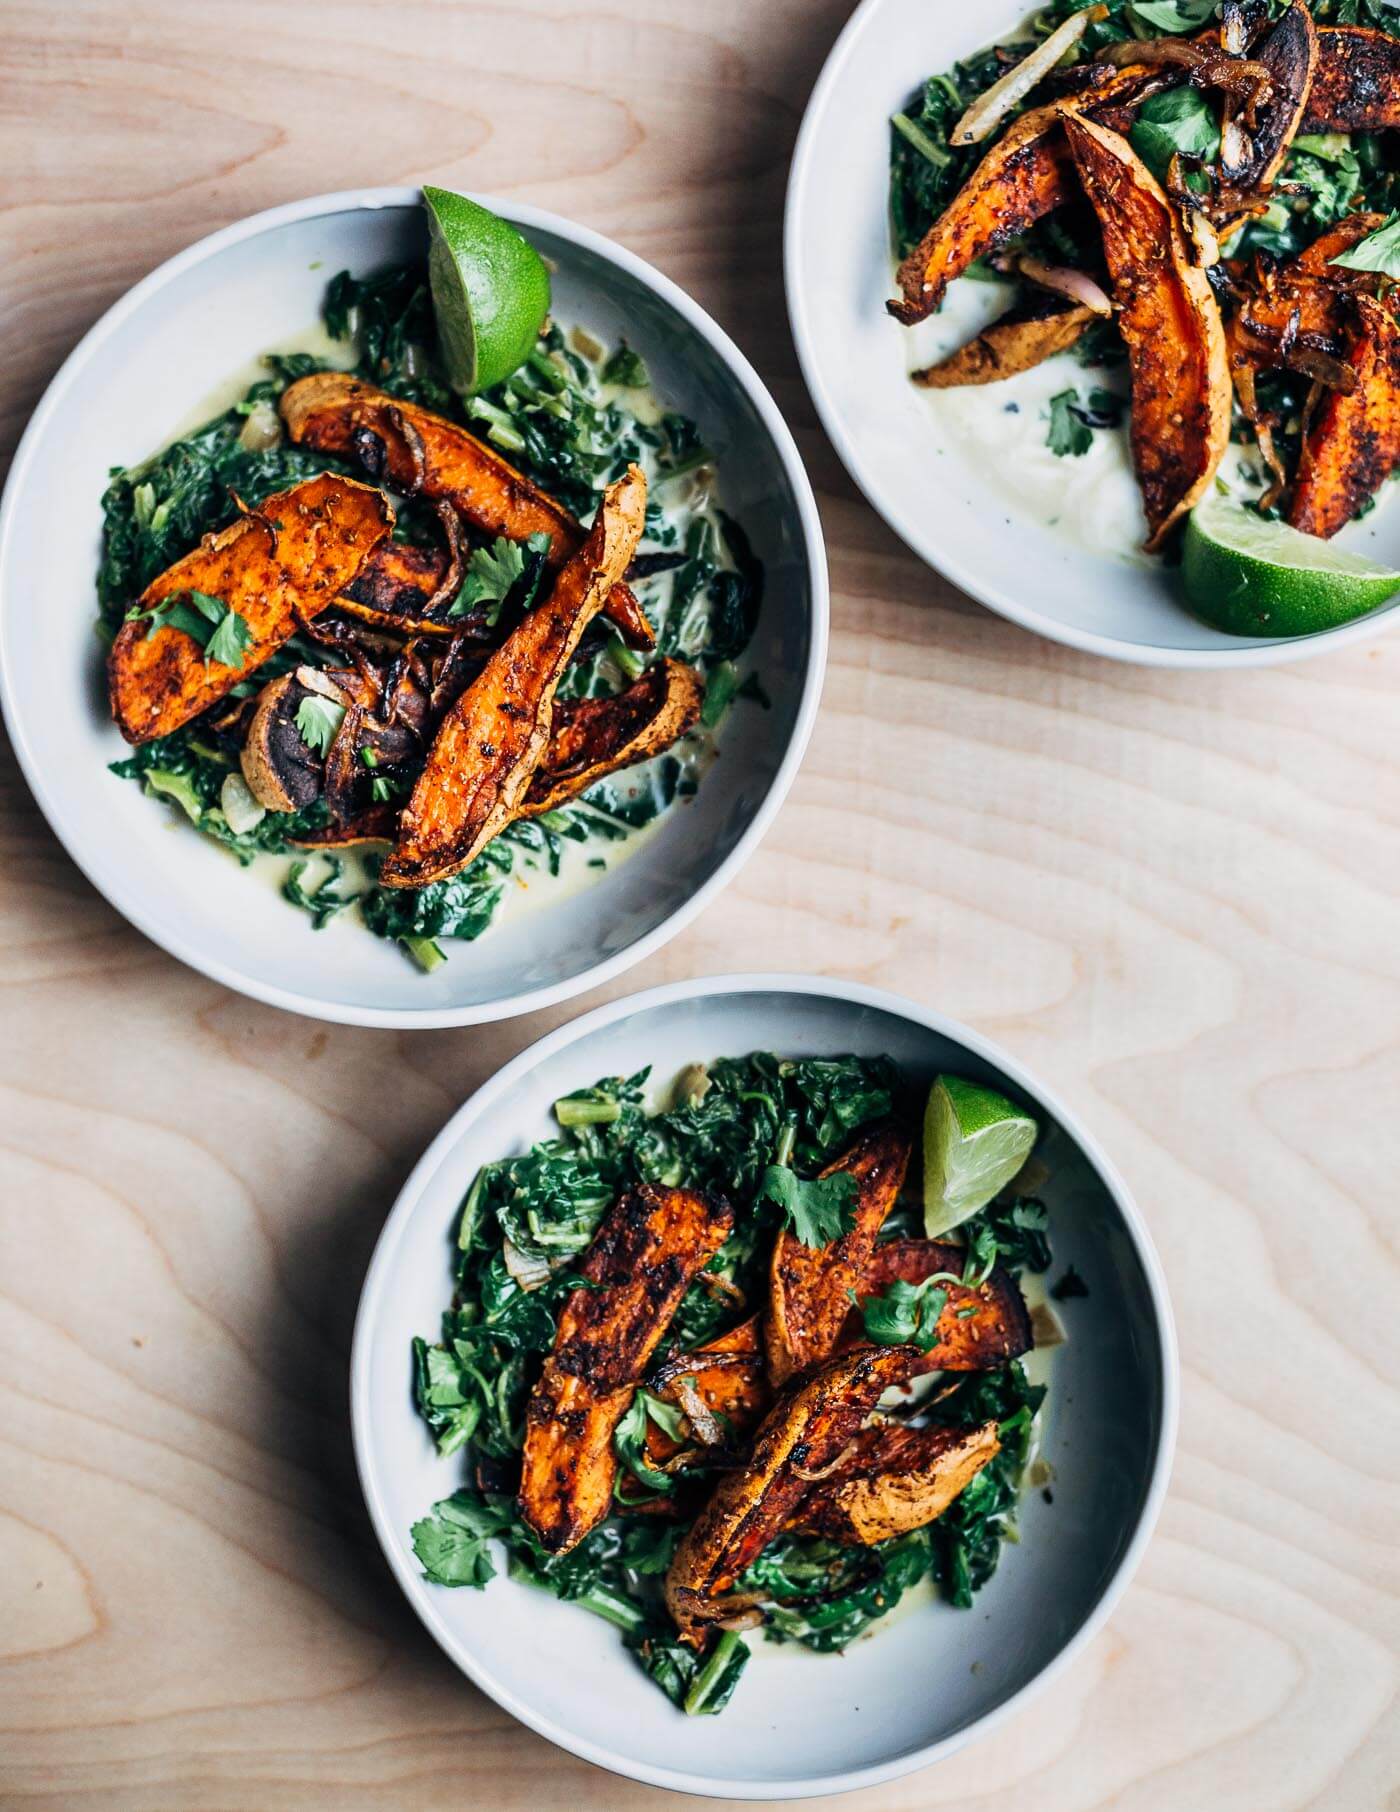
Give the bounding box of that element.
[0,188,826,1026]
[785,0,1400,667]
[352,974,1178,1800]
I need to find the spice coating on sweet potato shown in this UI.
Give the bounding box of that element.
[644,1315,768,1470]
[107,474,392,744]
[664,1345,920,1638]
[1290,294,1400,538]
[337,539,455,637]
[519,1182,734,1554]
[766,1119,913,1386]
[1303,25,1400,132]
[280,371,652,646]
[787,1419,1001,1545]
[914,297,1096,387]
[1064,114,1231,550]
[379,465,646,887]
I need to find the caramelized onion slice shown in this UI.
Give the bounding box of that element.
[951,6,1107,145]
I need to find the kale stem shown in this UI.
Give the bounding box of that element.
[576,1584,647,1633]
[684,1629,742,1716]
[773,1115,797,1168]
[554,1094,622,1128]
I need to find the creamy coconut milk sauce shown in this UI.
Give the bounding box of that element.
[901,275,1263,556]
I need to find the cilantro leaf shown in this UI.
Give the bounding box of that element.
[1129,0,1216,30]
[449,531,552,624]
[613,1388,686,1494]
[1047,390,1093,458]
[410,1491,513,1588]
[203,605,254,669]
[1330,211,1400,278]
[132,588,253,670]
[295,693,347,755]
[756,1163,858,1248]
[1129,87,1221,183]
[859,1277,950,1352]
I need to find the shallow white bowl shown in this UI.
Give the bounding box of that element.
[785,0,1400,667]
[351,974,1178,1800]
[0,188,826,1026]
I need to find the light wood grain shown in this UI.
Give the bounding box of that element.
[2,2,1399,1807]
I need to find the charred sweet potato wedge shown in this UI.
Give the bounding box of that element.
[108,474,392,744]
[379,465,646,888]
[786,1419,1001,1545]
[1223,2,1318,190]
[280,371,652,647]
[518,1182,734,1554]
[849,1237,1033,1369]
[890,102,1077,326]
[518,658,703,818]
[1063,115,1231,549]
[665,1345,920,1638]
[888,67,1162,326]
[914,296,1096,387]
[1290,294,1400,538]
[1304,25,1400,132]
[337,539,455,637]
[766,1120,913,1386]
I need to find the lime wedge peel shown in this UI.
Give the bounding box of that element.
[423,186,551,396]
[1182,490,1400,638]
[922,1075,1037,1238]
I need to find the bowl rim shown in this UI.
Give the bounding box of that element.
[349,970,1180,1800]
[783,0,1400,670]
[0,186,829,1028]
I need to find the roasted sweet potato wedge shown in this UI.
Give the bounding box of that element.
[337,539,455,637]
[913,296,1096,387]
[889,67,1162,326]
[847,1237,1033,1369]
[518,658,703,818]
[518,1182,734,1554]
[379,465,646,887]
[108,474,392,744]
[1290,293,1400,538]
[766,1119,913,1387]
[1063,114,1231,550]
[280,371,652,647]
[1304,25,1400,132]
[1223,2,1318,190]
[644,1315,768,1471]
[665,1345,920,1638]
[786,1419,1001,1545]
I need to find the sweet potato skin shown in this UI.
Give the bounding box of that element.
[766,1119,913,1386]
[914,298,1095,388]
[518,658,703,818]
[1064,114,1231,550]
[280,371,652,647]
[1304,25,1400,132]
[665,1345,920,1637]
[107,474,392,744]
[518,1182,734,1554]
[1226,2,1318,190]
[1289,294,1400,538]
[379,465,646,887]
[787,1419,1001,1545]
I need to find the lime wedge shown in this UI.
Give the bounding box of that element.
[422,186,551,395]
[1183,491,1400,637]
[922,1075,1037,1237]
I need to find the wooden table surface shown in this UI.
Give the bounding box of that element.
[3,2,1398,1807]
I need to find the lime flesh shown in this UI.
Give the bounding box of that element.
[1183,491,1400,637]
[423,186,551,395]
[922,1075,1037,1238]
